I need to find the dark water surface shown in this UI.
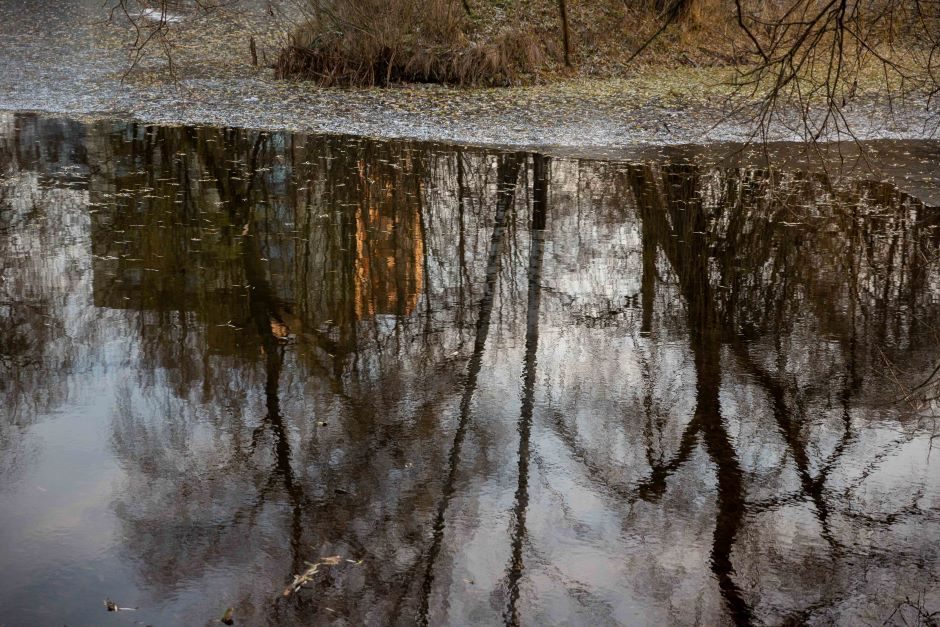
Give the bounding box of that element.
[1,113,939,626]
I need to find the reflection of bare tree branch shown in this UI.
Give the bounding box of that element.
[416,153,523,625]
[542,404,700,505]
[633,161,755,625]
[238,169,313,606]
[730,344,842,552]
[505,153,548,625]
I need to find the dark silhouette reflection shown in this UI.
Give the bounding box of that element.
[620,159,940,624]
[417,152,523,626]
[505,153,549,626]
[630,162,754,623]
[1,113,939,626]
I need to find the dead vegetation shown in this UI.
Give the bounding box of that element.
[273,0,544,86]
[273,0,940,141]
[103,0,939,140]
[272,0,741,86]
[727,0,940,142]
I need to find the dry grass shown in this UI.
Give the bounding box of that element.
[274,0,544,86]
[117,0,934,105]
[274,0,747,86]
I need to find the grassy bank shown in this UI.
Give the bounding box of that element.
[2,0,904,147]
[273,0,742,86]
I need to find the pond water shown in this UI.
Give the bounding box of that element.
[1,113,939,626]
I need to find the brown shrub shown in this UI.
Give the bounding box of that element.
[275,0,544,86]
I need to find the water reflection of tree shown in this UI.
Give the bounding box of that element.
[0,117,96,486]
[9,114,936,624]
[504,152,548,625]
[416,151,524,625]
[87,122,504,623]
[619,161,940,624]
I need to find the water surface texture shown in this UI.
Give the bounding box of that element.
[1,113,939,626]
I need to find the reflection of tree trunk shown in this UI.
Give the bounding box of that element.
[505,153,548,625]
[417,182,434,330]
[417,153,523,625]
[237,156,309,603]
[730,343,841,552]
[681,235,754,627]
[627,164,704,500]
[691,323,753,626]
[457,151,470,329]
[641,213,657,335]
[631,163,754,625]
[631,167,661,336]
[247,235,318,622]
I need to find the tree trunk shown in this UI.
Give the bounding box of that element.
[558,0,571,67]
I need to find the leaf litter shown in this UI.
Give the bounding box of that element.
[0,1,935,149]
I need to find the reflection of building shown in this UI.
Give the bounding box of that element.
[74,122,427,359]
[354,202,424,320]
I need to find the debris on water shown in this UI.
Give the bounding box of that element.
[104,598,136,611]
[283,563,319,597]
[282,556,345,597]
[220,606,235,625]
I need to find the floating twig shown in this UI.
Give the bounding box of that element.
[282,555,348,598]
